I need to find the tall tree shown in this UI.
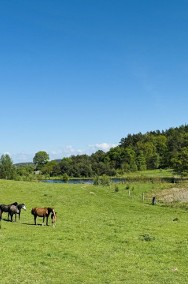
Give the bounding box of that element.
[33,151,49,170]
[0,154,15,179]
[171,147,188,175]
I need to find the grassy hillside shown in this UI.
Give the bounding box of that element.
[0,179,187,283]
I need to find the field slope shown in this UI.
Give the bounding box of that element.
[0,180,188,283]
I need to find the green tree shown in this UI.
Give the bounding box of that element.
[0,154,15,180]
[171,147,188,176]
[33,151,49,170]
[16,164,35,177]
[59,157,73,176]
[41,160,58,176]
[136,151,147,171]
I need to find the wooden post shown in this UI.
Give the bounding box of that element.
[142,193,144,202]
[152,196,156,205]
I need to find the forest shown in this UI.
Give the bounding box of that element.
[1,124,188,180]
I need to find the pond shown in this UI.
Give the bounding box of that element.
[43,178,126,185]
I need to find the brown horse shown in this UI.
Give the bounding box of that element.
[31,207,56,226]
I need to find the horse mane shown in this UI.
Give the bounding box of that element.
[47,207,55,213]
[11,202,18,206]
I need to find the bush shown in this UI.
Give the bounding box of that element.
[62,173,69,183]
[114,185,119,192]
[93,175,111,186]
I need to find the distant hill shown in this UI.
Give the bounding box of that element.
[14,162,34,167]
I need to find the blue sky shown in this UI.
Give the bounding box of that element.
[1,0,188,163]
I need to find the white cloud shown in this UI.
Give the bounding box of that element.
[6,143,117,164]
[9,153,34,164]
[88,143,118,153]
[49,146,83,160]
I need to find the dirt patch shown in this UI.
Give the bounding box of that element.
[157,187,188,203]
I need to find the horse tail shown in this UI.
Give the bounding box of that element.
[31,208,35,215]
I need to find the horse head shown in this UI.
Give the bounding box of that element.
[20,204,26,210]
[51,211,57,226]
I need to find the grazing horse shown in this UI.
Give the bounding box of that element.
[31,207,56,226]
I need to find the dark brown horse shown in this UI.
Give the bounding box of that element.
[0,202,18,221]
[31,207,56,226]
[8,205,19,222]
[8,203,26,222]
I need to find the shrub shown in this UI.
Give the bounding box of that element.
[139,234,155,242]
[62,173,69,183]
[93,175,111,186]
[114,185,119,192]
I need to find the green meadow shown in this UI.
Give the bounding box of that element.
[0,179,188,283]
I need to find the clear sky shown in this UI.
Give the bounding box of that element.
[1,0,188,163]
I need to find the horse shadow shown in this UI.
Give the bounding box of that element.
[2,218,12,222]
[22,222,48,226]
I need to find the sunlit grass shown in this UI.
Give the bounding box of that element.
[0,179,188,283]
[125,169,174,177]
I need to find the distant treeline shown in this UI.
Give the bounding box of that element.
[1,124,188,180]
[29,124,188,178]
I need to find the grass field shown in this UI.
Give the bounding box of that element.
[0,179,188,283]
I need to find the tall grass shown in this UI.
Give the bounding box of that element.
[0,179,188,283]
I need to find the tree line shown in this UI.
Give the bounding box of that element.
[1,124,188,180]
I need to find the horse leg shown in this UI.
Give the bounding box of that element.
[46,216,49,226]
[8,212,12,222]
[0,209,1,229]
[34,215,37,225]
[41,216,45,226]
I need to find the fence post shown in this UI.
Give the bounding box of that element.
[142,192,144,202]
[152,196,156,205]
